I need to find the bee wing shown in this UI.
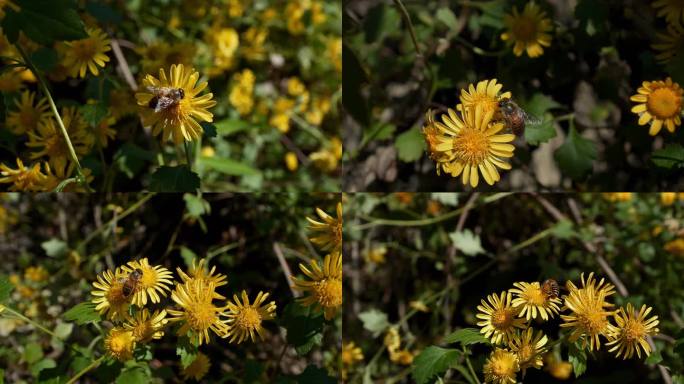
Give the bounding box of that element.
[154,97,175,112]
[522,110,544,126]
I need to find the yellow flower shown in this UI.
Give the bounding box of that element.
[430,106,515,188]
[653,0,684,25]
[242,27,268,61]
[223,290,276,344]
[509,281,562,321]
[457,79,512,117]
[94,116,117,148]
[270,97,296,133]
[327,37,342,73]
[409,300,430,313]
[287,77,306,96]
[476,291,527,345]
[91,267,132,321]
[285,152,299,172]
[5,91,51,135]
[123,309,168,343]
[229,69,255,116]
[176,258,228,298]
[665,238,684,257]
[0,71,24,92]
[501,1,553,58]
[182,352,211,381]
[42,164,94,192]
[121,258,174,306]
[104,327,135,361]
[291,252,342,320]
[483,348,519,384]
[307,202,342,254]
[390,349,414,365]
[206,27,239,73]
[285,1,306,35]
[544,354,573,380]
[309,147,338,172]
[560,273,617,351]
[342,341,364,365]
[167,280,230,345]
[653,20,683,64]
[630,77,683,135]
[365,245,387,264]
[26,107,92,177]
[606,303,659,359]
[0,159,48,192]
[508,328,547,373]
[138,42,196,75]
[603,192,633,202]
[384,327,401,352]
[305,97,332,126]
[62,27,111,78]
[24,266,49,283]
[661,192,677,206]
[136,64,217,144]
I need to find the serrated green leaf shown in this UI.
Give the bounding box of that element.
[280,303,324,355]
[568,343,587,378]
[297,365,336,384]
[554,125,596,179]
[148,166,200,192]
[412,346,461,384]
[651,144,684,169]
[358,309,389,337]
[116,367,148,384]
[41,238,68,257]
[395,127,426,162]
[0,275,14,302]
[449,230,484,256]
[63,302,100,324]
[550,220,575,239]
[443,328,489,346]
[436,8,458,30]
[199,156,261,176]
[524,120,556,145]
[1,0,87,45]
[176,337,198,369]
[645,349,662,365]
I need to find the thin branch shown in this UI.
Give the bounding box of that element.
[273,242,298,298]
[108,35,138,91]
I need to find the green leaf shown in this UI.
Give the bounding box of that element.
[443,328,489,346]
[179,246,198,268]
[41,238,68,257]
[31,358,56,377]
[651,144,684,169]
[436,8,458,30]
[80,103,108,127]
[550,220,575,239]
[280,303,324,355]
[176,337,198,369]
[23,342,43,364]
[63,302,100,324]
[554,125,597,179]
[199,156,261,176]
[214,119,252,136]
[114,143,155,179]
[30,48,58,72]
[430,193,459,206]
[449,230,485,256]
[362,123,395,145]
[116,367,148,384]
[54,322,74,340]
[183,194,210,218]
[522,94,560,145]
[200,122,217,138]
[673,375,684,384]
[524,120,556,145]
[395,127,426,162]
[297,365,336,384]
[148,166,200,192]
[412,346,460,384]
[645,349,663,365]
[568,343,587,378]
[0,275,14,302]
[358,309,389,337]
[0,0,87,45]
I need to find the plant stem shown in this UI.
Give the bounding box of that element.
[393,0,422,57]
[66,356,105,384]
[183,141,193,168]
[15,44,85,183]
[463,347,481,384]
[3,306,59,339]
[78,193,155,248]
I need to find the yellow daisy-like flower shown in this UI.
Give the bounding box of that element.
[136,64,217,144]
[384,327,401,352]
[544,354,573,380]
[167,280,230,346]
[104,327,135,361]
[389,349,415,365]
[560,273,617,351]
[431,106,516,188]
[6,91,51,135]
[653,0,684,25]
[0,71,24,92]
[307,202,342,254]
[176,258,227,299]
[123,309,168,343]
[476,291,527,345]
[509,281,562,321]
[121,258,174,306]
[342,341,364,365]
[24,266,49,283]
[457,79,512,117]
[606,303,659,359]
[0,159,48,192]
[501,1,553,58]
[222,290,276,344]
[27,107,92,177]
[630,77,683,135]
[62,27,111,78]
[653,20,683,64]
[291,252,342,320]
[91,267,132,321]
[508,328,548,373]
[229,69,255,116]
[181,352,211,381]
[483,348,520,384]
[365,245,387,264]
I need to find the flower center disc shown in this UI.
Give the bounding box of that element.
[315,278,343,308]
[512,18,538,42]
[454,128,490,164]
[491,309,512,329]
[623,319,645,342]
[187,301,216,330]
[236,307,261,330]
[647,87,681,118]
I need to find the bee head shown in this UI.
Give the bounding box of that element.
[132,268,143,277]
[498,98,515,113]
[176,88,185,99]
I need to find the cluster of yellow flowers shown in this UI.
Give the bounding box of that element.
[477,273,659,384]
[422,79,516,188]
[91,257,277,379]
[383,327,415,365]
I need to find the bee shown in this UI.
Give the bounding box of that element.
[147,86,185,113]
[541,278,560,299]
[119,268,143,298]
[497,98,541,136]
